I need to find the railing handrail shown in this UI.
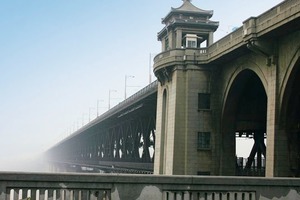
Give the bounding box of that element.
[2,173,300,200]
[2,172,300,186]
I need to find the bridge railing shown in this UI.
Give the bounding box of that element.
[236,157,266,177]
[207,26,244,60]
[85,79,158,124]
[1,172,300,200]
[88,79,158,123]
[153,48,208,69]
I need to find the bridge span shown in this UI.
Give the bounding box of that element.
[46,81,158,173]
[46,0,300,177]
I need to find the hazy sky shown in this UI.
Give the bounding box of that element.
[0,0,282,171]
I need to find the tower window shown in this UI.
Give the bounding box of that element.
[165,37,169,51]
[198,132,211,149]
[186,34,197,48]
[187,40,197,48]
[198,93,210,110]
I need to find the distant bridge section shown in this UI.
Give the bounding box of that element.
[46,81,158,173]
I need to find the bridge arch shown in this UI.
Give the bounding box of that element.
[280,47,300,177]
[156,88,169,174]
[220,65,267,176]
[222,62,268,112]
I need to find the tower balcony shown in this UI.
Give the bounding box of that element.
[153,48,208,73]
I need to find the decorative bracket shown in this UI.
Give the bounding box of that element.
[247,39,277,66]
[156,67,173,85]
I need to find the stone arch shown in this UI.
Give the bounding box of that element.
[279,47,300,121]
[222,62,268,116]
[220,65,268,176]
[280,47,300,177]
[159,88,169,174]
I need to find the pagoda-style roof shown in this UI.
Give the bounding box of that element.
[162,0,213,24]
[157,1,219,41]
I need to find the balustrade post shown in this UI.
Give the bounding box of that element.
[0,184,6,200]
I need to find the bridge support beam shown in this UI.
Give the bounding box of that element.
[265,59,289,177]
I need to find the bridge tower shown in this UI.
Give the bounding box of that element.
[153,0,219,175]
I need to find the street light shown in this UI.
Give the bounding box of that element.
[108,89,117,109]
[97,99,104,117]
[82,113,86,126]
[125,75,134,99]
[89,107,95,122]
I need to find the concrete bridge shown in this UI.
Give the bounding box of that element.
[46,0,300,178]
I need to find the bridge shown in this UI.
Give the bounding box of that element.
[46,81,158,174]
[46,0,300,178]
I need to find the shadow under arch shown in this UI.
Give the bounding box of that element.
[221,69,267,176]
[280,51,300,177]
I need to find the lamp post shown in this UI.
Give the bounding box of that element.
[97,99,104,117]
[125,75,134,100]
[82,113,85,126]
[108,89,117,109]
[89,107,95,122]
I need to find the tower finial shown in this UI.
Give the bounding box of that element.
[182,0,192,2]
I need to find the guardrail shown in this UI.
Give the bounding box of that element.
[1,172,300,200]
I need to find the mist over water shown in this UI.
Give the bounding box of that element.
[0,139,254,172]
[0,154,49,172]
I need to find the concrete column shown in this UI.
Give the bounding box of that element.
[176,29,182,48]
[265,63,278,177]
[208,32,214,46]
[265,57,290,177]
[154,84,165,174]
[168,31,174,49]
[161,39,166,52]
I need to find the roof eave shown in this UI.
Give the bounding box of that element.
[162,10,213,24]
[157,21,219,41]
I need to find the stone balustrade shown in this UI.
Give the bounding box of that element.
[1,172,300,200]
